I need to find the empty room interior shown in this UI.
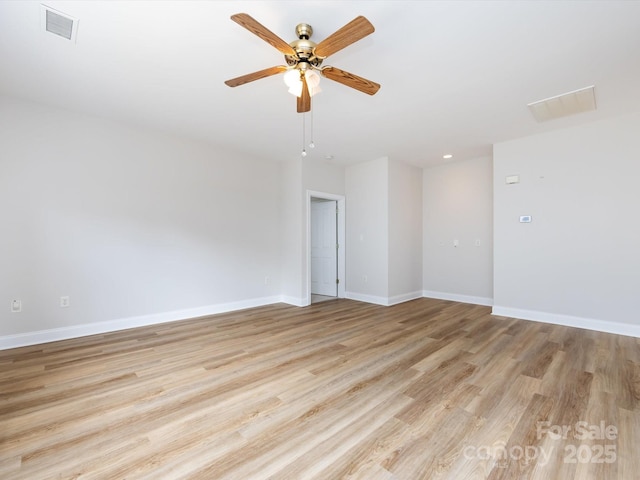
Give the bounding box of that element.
[1,1,639,479]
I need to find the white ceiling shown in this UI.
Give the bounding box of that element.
[1,1,639,168]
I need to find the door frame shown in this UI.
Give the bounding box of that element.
[310,198,338,297]
[306,190,345,305]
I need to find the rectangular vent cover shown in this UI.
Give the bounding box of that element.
[41,4,78,42]
[527,85,596,122]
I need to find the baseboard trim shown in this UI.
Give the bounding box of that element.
[344,291,424,307]
[280,295,307,307]
[492,305,640,338]
[422,290,493,307]
[388,291,424,306]
[0,296,283,351]
[6,295,636,351]
[345,291,389,306]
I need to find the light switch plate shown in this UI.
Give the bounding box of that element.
[11,299,22,313]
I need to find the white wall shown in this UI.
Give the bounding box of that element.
[423,157,493,305]
[8,94,637,347]
[345,157,389,302]
[278,158,346,306]
[493,112,640,336]
[279,159,304,304]
[302,159,345,195]
[344,157,424,305]
[389,160,423,301]
[1,96,282,344]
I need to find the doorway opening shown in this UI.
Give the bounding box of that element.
[307,191,345,305]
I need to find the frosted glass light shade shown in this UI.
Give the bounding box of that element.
[284,69,302,88]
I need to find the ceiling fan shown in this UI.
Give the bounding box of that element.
[224,13,381,113]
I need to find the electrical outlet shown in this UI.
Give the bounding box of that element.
[60,296,70,308]
[264,276,269,285]
[11,299,22,313]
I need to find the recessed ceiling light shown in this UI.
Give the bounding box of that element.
[324,154,335,160]
[443,154,453,159]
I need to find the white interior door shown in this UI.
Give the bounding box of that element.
[310,200,337,296]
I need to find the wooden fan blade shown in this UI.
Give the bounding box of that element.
[321,66,380,95]
[297,75,311,113]
[225,65,287,87]
[314,16,374,58]
[231,13,296,56]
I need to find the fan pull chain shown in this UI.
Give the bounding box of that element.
[309,105,315,149]
[301,112,307,157]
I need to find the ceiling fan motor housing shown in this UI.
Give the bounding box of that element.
[286,23,323,68]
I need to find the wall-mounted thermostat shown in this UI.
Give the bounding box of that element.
[506,175,520,184]
[519,215,532,223]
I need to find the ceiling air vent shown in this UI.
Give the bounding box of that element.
[527,85,596,122]
[41,4,78,42]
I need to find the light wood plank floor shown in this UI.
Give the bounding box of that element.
[1,298,639,479]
